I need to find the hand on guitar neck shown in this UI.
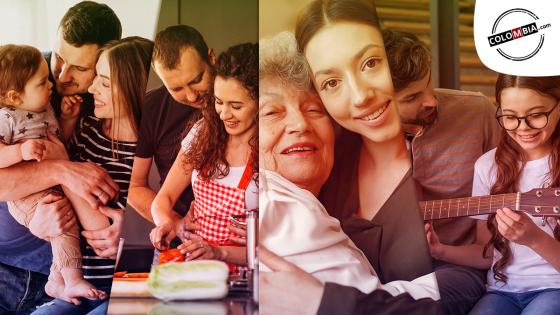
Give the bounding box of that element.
[424,205,559,271]
[495,208,553,249]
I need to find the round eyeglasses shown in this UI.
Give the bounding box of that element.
[496,102,559,131]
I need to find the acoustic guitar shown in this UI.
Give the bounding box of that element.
[420,187,560,220]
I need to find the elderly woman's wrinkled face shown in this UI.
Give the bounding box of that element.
[259,78,335,195]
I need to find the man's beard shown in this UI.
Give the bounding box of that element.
[402,106,438,127]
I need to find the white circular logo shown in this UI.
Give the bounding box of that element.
[487,8,550,61]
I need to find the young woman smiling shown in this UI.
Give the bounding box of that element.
[150,43,258,265]
[295,0,433,283]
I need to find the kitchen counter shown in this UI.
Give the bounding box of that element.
[107,291,257,315]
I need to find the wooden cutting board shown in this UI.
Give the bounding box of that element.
[111,277,152,298]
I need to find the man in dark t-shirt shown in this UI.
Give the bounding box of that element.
[128,25,215,226]
[0,2,122,313]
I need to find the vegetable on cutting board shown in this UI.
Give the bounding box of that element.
[147,260,229,301]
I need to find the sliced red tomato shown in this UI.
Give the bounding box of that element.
[124,272,150,278]
[158,248,186,264]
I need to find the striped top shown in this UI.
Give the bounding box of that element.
[69,116,136,289]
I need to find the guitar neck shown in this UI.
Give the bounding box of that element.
[420,192,519,220]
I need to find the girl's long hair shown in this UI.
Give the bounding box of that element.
[183,43,258,182]
[487,74,560,283]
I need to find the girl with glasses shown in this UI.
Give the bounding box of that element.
[427,74,560,315]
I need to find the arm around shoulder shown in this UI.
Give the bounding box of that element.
[318,283,443,315]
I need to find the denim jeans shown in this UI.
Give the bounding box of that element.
[469,288,560,315]
[434,261,487,315]
[0,261,51,314]
[28,283,111,315]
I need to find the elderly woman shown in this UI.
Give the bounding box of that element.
[259,32,441,315]
[259,32,376,294]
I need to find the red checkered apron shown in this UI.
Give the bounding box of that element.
[192,156,253,246]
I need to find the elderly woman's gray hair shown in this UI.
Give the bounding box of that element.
[259,31,313,91]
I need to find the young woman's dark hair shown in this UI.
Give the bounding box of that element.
[183,43,258,181]
[295,0,381,53]
[487,74,560,283]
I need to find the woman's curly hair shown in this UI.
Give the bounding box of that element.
[183,43,258,182]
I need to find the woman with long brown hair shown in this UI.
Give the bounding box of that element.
[260,0,441,314]
[30,36,153,314]
[294,0,432,285]
[428,74,560,315]
[150,43,258,265]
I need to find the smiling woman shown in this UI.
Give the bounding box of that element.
[292,0,434,285]
[258,29,441,315]
[149,43,259,266]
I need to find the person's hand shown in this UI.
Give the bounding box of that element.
[60,95,82,121]
[59,160,119,208]
[43,131,68,160]
[81,205,124,259]
[180,202,201,239]
[425,222,444,260]
[228,220,247,245]
[260,247,324,315]
[177,234,222,261]
[150,220,177,250]
[496,207,546,248]
[20,139,47,161]
[29,193,76,240]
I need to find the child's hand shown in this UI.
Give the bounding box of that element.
[496,207,546,248]
[43,131,68,160]
[425,222,444,259]
[60,95,83,120]
[20,139,47,161]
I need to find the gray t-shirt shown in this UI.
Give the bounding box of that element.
[0,105,59,144]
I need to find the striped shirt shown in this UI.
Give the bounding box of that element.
[69,116,136,289]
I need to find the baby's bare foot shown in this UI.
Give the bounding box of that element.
[62,279,106,305]
[45,279,64,299]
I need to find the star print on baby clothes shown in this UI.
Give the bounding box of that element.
[0,106,60,145]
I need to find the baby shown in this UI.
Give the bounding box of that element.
[0,44,104,304]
